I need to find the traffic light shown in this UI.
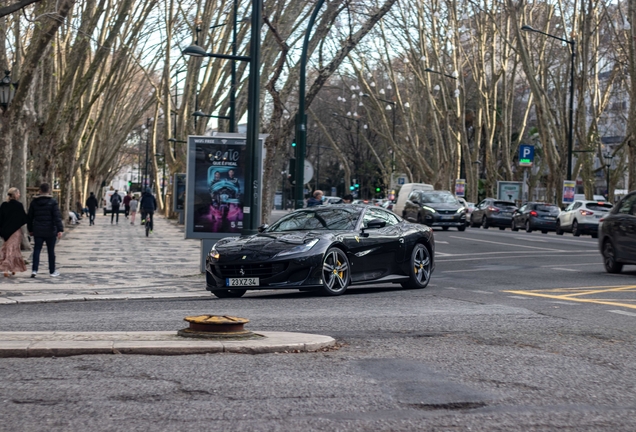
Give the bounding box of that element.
[355,183,360,188]
[128,181,132,188]
[375,187,381,192]
[349,185,354,191]
[291,141,296,147]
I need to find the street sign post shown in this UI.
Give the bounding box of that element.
[519,144,535,167]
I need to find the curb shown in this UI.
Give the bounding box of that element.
[0,292,211,305]
[0,331,336,357]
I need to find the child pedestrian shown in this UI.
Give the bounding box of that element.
[129,196,139,225]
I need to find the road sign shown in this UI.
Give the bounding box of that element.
[519,144,535,167]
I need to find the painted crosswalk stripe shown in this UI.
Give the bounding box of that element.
[608,310,636,317]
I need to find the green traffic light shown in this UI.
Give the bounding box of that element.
[354,183,359,188]
[291,141,296,147]
[375,187,381,192]
[349,186,354,191]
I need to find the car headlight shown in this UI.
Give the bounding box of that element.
[456,207,465,213]
[422,205,436,213]
[209,244,220,260]
[275,239,319,258]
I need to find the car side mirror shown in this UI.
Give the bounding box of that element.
[257,224,269,233]
[366,219,386,229]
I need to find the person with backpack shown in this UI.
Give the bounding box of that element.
[110,190,122,224]
[27,183,64,278]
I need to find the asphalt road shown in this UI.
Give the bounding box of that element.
[1,226,636,431]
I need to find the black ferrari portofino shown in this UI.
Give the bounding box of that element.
[205,205,435,298]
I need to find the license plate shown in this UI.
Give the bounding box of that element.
[441,216,453,220]
[226,277,259,287]
[595,215,602,219]
[502,212,512,217]
[545,216,556,220]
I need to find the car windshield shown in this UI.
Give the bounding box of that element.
[267,207,361,232]
[421,192,458,204]
[536,204,559,214]
[587,203,613,212]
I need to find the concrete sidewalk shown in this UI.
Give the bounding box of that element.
[0,214,207,304]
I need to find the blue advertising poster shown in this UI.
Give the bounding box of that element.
[562,180,576,204]
[190,137,246,234]
[173,173,186,212]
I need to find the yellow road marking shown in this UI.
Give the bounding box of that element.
[505,285,636,310]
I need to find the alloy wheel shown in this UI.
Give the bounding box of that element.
[321,248,350,295]
[401,243,431,289]
[603,241,623,274]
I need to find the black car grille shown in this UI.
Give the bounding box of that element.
[213,262,288,279]
[437,209,458,215]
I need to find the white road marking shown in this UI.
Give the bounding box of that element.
[513,237,548,242]
[471,290,493,295]
[436,241,449,244]
[541,263,600,268]
[449,236,564,251]
[551,267,579,272]
[436,253,598,263]
[442,268,494,273]
[549,301,580,305]
[508,296,530,300]
[445,287,458,290]
[608,310,636,317]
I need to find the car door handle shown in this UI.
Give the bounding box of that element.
[399,238,404,243]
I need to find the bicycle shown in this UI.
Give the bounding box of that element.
[145,213,152,237]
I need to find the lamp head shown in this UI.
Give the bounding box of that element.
[521,25,535,32]
[182,45,208,57]
[192,110,207,117]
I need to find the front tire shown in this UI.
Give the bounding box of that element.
[511,220,519,232]
[457,225,466,232]
[482,217,489,229]
[321,248,350,296]
[401,243,432,289]
[572,220,581,237]
[212,289,247,298]
[556,220,564,235]
[602,240,623,274]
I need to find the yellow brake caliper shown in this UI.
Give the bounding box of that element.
[336,260,343,279]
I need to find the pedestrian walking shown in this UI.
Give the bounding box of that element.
[129,195,138,225]
[306,190,324,207]
[0,188,28,277]
[27,183,64,278]
[110,190,122,224]
[123,191,132,219]
[85,192,98,226]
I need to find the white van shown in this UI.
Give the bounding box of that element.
[393,183,434,217]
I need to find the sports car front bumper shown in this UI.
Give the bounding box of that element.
[205,254,324,291]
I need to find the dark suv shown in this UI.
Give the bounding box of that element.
[598,191,636,273]
[470,198,517,230]
[512,202,560,233]
[403,190,466,231]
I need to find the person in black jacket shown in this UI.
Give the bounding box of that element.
[0,188,28,277]
[27,183,64,278]
[85,192,98,226]
[139,189,157,232]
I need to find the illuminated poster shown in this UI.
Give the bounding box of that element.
[455,179,466,197]
[190,137,245,234]
[173,173,186,212]
[562,180,576,204]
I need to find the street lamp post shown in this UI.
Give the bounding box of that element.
[603,152,614,200]
[143,117,152,191]
[294,0,327,209]
[183,0,262,234]
[521,25,576,181]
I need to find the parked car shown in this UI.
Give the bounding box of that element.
[403,190,466,231]
[205,205,435,297]
[457,198,475,226]
[470,198,517,229]
[511,202,560,233]
[322,196,343,205]
[394,183,434,217]
[556,200,613,237]
[598,191,636,273]
[382,200,395,211]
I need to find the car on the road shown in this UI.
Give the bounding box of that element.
[403,190,466,231]
[205,205,435,298]
[457,198,475,226]
[382,200,395,211]
[598,191,636,273]
[556,200,613,237]
[511,202,560,233]
[469,198,517,229]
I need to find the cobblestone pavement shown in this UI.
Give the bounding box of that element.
[0,214,207,303]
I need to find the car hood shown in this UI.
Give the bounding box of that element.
[214,231,328,261]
